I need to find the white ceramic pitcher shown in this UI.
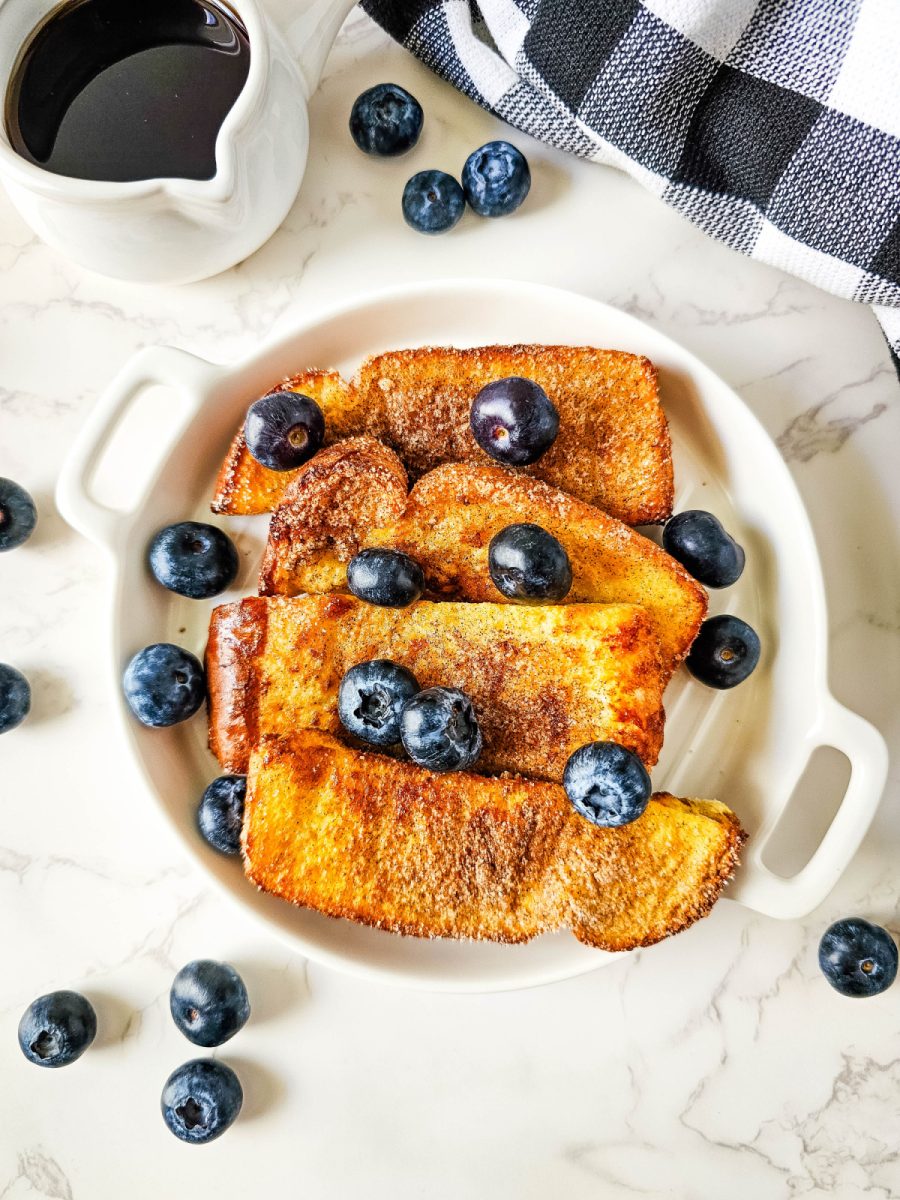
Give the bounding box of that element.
[0,0,357,284]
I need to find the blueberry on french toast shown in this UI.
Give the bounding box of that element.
[563,741,652,828]
[470,376,558,465]
[338,659,420,747]
[488,522,572,603]
[399,685,482,772]
[244,391,324,472]
[347,547,424,608]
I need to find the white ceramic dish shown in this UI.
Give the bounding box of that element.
[56,279,888,992]
[0,0,355,283]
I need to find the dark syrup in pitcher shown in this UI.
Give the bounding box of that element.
[5,0,250,183]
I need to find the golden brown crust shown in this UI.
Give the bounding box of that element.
[211,345,673,524]
[242,731,747,951]
[364,345,672,523]
[205,596,268,767]
[211,368,377,515]
[206,595,669,779]
[259,437,408,595]
[260,454,707,667]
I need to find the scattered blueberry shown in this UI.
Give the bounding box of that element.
[402,170,466,235]
[349,83,423,156]
[198,776,246,855]
[18,990,97,1067]
[686,615,760,689]
[0,663,31,734]
[819,918,898,998]
[148,521,239,600]
[400,686,482,772]
[470,376,559,466]
[347,548,424,607]
[338,659,420,747]
[123,643,205,727]
[563,742,651,828]
[0,478,37,551]
[170,960,250,1048]
[462,140,531,218]
[489,523,572,603]
[663,510,745,589]
[244,391,325,472]
[161,1058,243,1144]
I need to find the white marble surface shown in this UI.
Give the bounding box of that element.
[1,10,899,1197]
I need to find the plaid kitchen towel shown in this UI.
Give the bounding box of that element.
[360,0,900,371]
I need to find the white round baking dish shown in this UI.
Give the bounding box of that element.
[56,279,888,992]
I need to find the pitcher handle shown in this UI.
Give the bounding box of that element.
[262,0,358,99]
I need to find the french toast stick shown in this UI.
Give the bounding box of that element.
[212,368,372,515]
[212,345,673,524]
[206,595,669,780]
[260,453,706,667]
[258,437,409,594]
[242,731,746,950]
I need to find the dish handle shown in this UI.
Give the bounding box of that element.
[728,695,888,919]
[56,346,221,553]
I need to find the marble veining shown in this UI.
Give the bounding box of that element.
[0,9,898,1198]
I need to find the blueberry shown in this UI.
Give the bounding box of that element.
[349,83,423,156]
[161,1058,243,1144]
[400,686,482,772]
[462,141,531,218]
[18,990,97,1067]
[198,776,246,855]
[148,521,239,600]
[347,548,424,607]
[170,960,250,1047]
[470,376,559,466]
[663,510,745,588]
[0,663,31,734]
[123,643,205,727]
[489,523,572,603]
[819,918,898,998]
[0,478,37,551]
[402,170,465,235]
[244,391,325,472]
[686,615,760,689]
[338,659,420,747]
[563,742,651,828]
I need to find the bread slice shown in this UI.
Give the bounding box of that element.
[260,452,706,668]
[211,345,674,525]
[242,731,746,951]
[212,368,373,515]
[206,595,669,780]
[259,437,409,594]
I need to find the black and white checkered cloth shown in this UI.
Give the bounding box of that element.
[361,0,900,372]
